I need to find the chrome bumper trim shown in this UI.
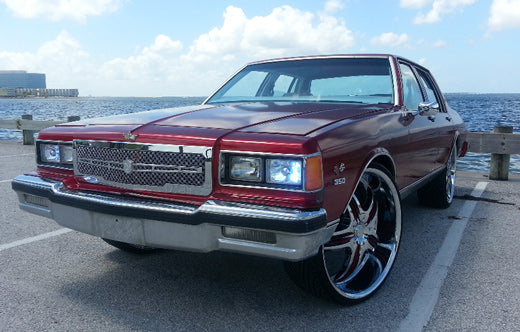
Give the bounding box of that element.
[12,175,334,261]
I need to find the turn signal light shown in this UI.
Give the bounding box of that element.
[305,155,323,191]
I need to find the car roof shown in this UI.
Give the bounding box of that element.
[247,54,428,72]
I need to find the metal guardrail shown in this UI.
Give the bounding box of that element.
[1,116,518,180]
[0,114,80,145]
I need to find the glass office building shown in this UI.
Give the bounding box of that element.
[0,70,46,89]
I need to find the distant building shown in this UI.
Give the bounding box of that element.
[0,70,46,89]
[0,70,78,97]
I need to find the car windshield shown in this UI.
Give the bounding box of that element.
[205,57,394,105]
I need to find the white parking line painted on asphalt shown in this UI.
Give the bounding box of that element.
[397,181,489,332]
[0,179,12,183]
[0,153,33,158]
[0,228,73,252]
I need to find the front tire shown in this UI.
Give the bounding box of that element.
[285,164,402,304]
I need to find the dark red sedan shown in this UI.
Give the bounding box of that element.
[12,54,466,304]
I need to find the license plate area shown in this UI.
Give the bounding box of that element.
[94,214,145,244]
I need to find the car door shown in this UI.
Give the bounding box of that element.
[414,66,456,170]
[399,61,444,180]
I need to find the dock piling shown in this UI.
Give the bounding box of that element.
[21,114,35,145]
[489,126,513,181]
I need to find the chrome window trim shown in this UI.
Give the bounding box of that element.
[204,55,397,106]
[389,57,399,106]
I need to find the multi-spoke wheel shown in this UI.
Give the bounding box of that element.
[418,146,457,209]
[285,163,401,304]
[102,238,161,254]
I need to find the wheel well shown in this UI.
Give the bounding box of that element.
[370,155,395,179]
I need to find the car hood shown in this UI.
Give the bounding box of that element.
[58,102,391,137]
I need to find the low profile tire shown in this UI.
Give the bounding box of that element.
[417,147,457,209]
[102,238,161,254]
[285,163,402,305]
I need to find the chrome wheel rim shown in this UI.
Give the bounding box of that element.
[445,150,457,204]
[323,167,401,300]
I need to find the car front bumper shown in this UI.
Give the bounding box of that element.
[12,174,335,261]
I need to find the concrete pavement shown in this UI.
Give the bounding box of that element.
[1,141,519,331]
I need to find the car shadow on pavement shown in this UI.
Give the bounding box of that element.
[56,191,473,331]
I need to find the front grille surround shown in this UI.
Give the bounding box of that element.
[73,140,213,195]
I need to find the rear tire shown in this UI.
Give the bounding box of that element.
[102,238,161,254]
[285,163,402,304]
[417,147,457,209]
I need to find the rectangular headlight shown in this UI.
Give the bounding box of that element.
[38,142,73,167]
[229,156,263,182]
[221,152,322,192]
[266,159,302,186]
[41,144,61,163]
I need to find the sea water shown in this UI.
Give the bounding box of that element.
[1,94,518,174]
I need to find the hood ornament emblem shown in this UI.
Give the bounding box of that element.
[123,132,138,141]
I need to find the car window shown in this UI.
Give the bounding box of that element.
[310,75,393,104]
[272,74,296,96]
[416,69,440,105]
[217,71,268,100]
[206,58,394,105]
[399,63,424,110]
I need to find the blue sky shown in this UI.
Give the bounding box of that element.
[0,0,519,96]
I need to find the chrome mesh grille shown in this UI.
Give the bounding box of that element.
[73,141,212,195]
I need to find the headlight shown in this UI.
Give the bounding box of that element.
[42,144,61,163]
[266,159,302,186]
[229,156,263,182]
[222,153,322,191]
[37,141,73,167]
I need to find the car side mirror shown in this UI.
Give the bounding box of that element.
[418,101,439,112]
[411,101,439,116]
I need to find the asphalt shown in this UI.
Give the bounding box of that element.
[1,140,519,332]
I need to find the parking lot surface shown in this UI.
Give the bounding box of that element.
[1,141,519,331]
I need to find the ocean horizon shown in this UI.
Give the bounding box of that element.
[1,93,518,174]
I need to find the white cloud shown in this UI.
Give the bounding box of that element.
[0,31,92,88]
[400,0,476,24]
[323,0,344,14]
[145,35,183,55]
[400,0,433,9]
[371,32,410,47]
[100,35,184,90]
[0,0,123,22]
[434,40,447,47]
[488,0,520,30]
[185,5,354,63]
[0,3,356,96]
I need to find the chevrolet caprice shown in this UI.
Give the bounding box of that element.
[12,55,466,304]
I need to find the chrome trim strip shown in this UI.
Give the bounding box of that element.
[203,55,395,105]
[198,200,326,223]
[389,57,399,106]
[12,175,327,230]
[399,165,445,199]
[73,140,213,154]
